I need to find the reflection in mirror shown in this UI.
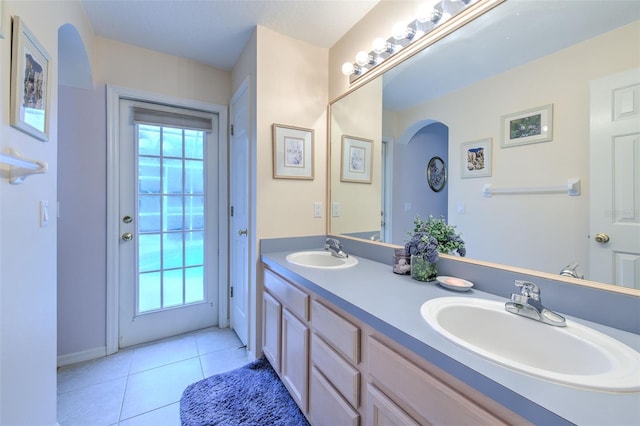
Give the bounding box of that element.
[329,0,640,289]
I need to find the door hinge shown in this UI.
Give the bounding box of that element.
[230,286,234,298]
[230,205,234,217]
[230,124,234,136]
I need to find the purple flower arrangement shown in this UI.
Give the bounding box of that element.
[405,215,466,259]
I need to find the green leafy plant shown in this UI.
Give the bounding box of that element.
[405,215,466,258]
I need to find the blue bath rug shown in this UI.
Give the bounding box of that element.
[180,356,310,425]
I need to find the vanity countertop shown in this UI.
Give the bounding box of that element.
[261,250,640,426]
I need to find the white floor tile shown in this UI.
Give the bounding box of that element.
[129,334,199,374]
[200,346,249,377]
[120,357,203,420]
[118,402,181,426]
[194,327,244,355]
[57,349,133,394]
[57,377,126,426]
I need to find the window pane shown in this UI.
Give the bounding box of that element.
[185,130,204,159]
[163,233,183,270]
[139,271,161,312]
[138,125,161,156]
[139,234,161,272]
[138,195,161,232]
[185,231,203,267]
[163,196,183,231]
[163,269,183,308]
[185,266,204,303]
[163,158,183,194]
[185,160,203,194]
[184,196,204,230]
[139,157,161,194]
[163,127,183,157]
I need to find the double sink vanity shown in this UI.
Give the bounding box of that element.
[260,237,640,425]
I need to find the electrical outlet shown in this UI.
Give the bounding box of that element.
[314,202,322,218]
[332,202,341,217]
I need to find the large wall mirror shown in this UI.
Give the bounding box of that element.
[329,0,640,292]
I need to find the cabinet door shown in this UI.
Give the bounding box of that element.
[310,366,360,426]
[367,385,419,426]
[282,308,310,413]
[262,291,281,373]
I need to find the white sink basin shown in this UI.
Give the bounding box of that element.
[421,297,640,392]
[285,251,358,269]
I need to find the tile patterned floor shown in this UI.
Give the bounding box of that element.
[57,327,248,426]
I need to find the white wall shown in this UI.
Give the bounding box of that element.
[0,1,94,423]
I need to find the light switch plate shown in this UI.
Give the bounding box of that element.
[40,200,49,228]
[332,202,341,217]
[314,202,322,218]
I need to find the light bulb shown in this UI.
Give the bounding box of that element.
[372,37,389,54]
[355,51,371,67]
[416,0,442,22]
[341,62,355,76]
[392,22,408,40]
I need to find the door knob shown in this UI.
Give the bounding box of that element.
[595,233,610,244]
[237,229,248,236]
[121,232,133,241]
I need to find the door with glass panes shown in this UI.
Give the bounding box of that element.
[118,99,218,348]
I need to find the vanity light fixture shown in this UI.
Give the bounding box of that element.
[341,0,476,81]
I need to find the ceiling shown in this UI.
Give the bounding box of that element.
[80,0,381,70]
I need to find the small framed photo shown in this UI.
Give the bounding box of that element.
[10,16,51,141]
[341,135,373,184]
[461,138,492,178]
[272,124,314,179]
[501,104,553,148]
[426,156,447,192]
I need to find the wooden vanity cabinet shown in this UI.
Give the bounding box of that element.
[308,300,362,425]
[262,268,310,414]
[262,264,529,426]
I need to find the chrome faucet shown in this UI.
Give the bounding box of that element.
[505,280,566,327]
[324,238,348,259]
[559,262,583,279]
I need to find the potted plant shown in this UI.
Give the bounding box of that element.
[405,215,465,282]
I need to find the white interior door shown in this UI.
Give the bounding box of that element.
[118,99,219,347]
[229,83,250,345]
[589,68,640,288]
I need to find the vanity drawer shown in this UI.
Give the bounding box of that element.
[312,300,360,364]
[368,337,510,426]
[264,269,309,321]
[309,366,359,426]
[312,333,360,408]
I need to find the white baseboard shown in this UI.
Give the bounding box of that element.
[57,346,107,367]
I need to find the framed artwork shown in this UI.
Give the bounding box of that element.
[10,16,51,141]
[272,124,314,179]
[501,104,553,148]
[426,156,446,192]
[461,138,492,178]
[341,135,373,184]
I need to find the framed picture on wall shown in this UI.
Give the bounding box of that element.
[341,135,373,184]
[461,138,492,178]
[0,0,6,39]
[272,124,314,179]
[501,104,553,148]
[10,16,51,141]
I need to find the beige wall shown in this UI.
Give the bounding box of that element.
[94,37,231,104]
[255,26,328,240]
[330,78,383,235]
[391,21,640,276]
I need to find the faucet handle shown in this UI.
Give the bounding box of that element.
[515,280,540,300]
